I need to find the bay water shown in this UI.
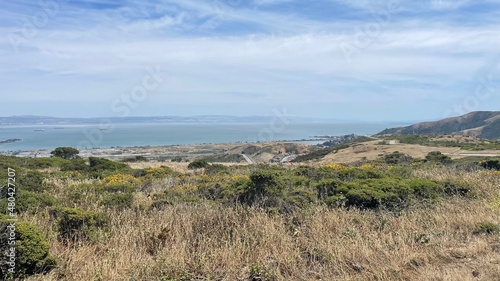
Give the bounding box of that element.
[0,122,402,151]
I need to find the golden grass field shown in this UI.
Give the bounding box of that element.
[319,140,500,165]
[18,166,500,281]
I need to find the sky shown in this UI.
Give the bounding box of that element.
[0,0,499,122]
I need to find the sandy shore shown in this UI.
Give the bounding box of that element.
[0,141,314,162]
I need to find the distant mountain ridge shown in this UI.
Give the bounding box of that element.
[0,115,330,125]
[377,111,500,139]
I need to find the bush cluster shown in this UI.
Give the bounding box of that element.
[49,207,109,244]
[0,216,57,279]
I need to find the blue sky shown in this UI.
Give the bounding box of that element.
[1,0,499,121]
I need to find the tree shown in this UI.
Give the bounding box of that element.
[50,147,80,160]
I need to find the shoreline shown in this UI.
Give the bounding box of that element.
[0,138,328,160]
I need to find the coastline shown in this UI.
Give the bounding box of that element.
[0,139,325,160]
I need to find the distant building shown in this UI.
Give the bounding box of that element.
[388,140,400,145]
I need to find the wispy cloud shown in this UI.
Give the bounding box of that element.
[0,0,499,120]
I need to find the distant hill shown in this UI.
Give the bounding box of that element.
[0,115,324,125]
[377,111,500,139]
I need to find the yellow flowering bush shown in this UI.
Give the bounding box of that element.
[359,163,374,169]
[145,166,173,179]
[324,163,350,171]
[102,174,141,187]
[230,174,250,182]
[62,171,82,179]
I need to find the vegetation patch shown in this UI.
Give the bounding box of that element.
[293,143,350,162]
[1,144,499,280]
[0,218,57,279]
[49,207,109,244]
[473,222,500,235]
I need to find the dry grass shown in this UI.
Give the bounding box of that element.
[127,161,192,173]
[318,140,500,165]
[24,201,500,281]
[127,161,249,173]
[23,168,500,281]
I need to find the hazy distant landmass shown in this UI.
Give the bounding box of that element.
[377,111,500,139]
[0,138,21,144]
[0,115,366,125]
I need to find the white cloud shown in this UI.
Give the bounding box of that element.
[430,0,472,10]
[0,0,499,120]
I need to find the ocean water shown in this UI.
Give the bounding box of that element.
[0,122,401,151]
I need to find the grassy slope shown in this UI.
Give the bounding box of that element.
[25,196,500,280]
[1,154,499,280]
[377,111,500,139]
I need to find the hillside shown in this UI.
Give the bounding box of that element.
[377,111,500,139]
[2,147,500,280]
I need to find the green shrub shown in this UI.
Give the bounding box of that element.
[63,184,101,205]
[50,207,109,244]
[283,189,316,209]
[328,178,411,210]
[239,170,285,206]
[102,183,137,193]
[438,179,471,196]
[187,159,209,170]
[473,222,500,235]
[150,191,201,208]
[205,164,229,175]
[60,158,88,172]
[122,155,149,162]
[144,166,175,179]
[133,169,148,177]
[0,218,57,279]
[292,144,350,162]
[0,191,58,214]
[171,156,184,162]
[88,157,128,173]
[250,170,285,194]
[383,151,413,165]
[408,178,443,199]
[480,159,500,170]
[149,198,173,210]
[318,176,473,210]
[339,167,384,181]
[386,166,413,178]
[425,151,452,165]
[285,175,311,189]
[19,171,50,193]
[315,179,343,200]
[100,193,133,209]
[22,157,69,169]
